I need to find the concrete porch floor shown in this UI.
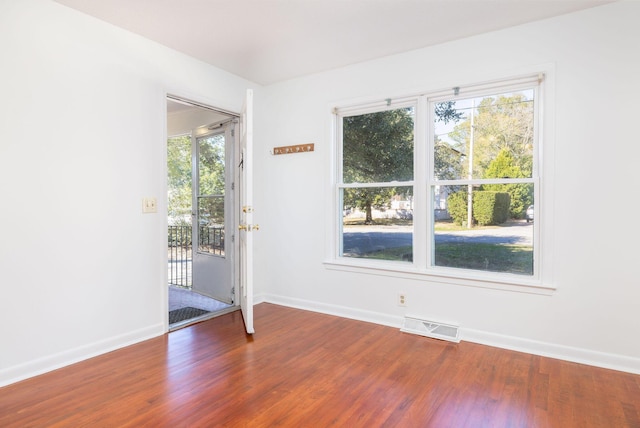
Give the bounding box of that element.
[169,286,233,324]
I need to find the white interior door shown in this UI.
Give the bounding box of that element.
[238,89,255,334]
[191,122,234,304]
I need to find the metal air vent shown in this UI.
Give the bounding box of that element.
[401,316,460,343]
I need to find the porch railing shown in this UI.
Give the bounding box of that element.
[198,226,225,256]
[168,225,226,287]
[168,226,192,288]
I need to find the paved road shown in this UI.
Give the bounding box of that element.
[343,222,533,255]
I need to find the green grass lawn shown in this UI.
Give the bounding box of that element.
[344,218,533,275]
[345,218,515,231]
[355,243,533,275]
[434,242,533,274]
[343,218,413,227]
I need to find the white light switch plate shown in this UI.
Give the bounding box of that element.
[142,197,157,213]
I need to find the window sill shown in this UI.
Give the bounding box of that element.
[323,258,555,295]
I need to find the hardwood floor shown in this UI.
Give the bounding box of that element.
[1,303,639,427]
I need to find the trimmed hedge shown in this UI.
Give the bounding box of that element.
[473,191,510,225]
[447,190,510,226]
[447,191,469,225]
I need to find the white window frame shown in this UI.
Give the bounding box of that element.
[325,72,555,294]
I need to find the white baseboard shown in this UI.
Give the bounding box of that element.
[261,293,402,328]
[261,293,640,375]
[462,328,640,375]
[0,323,164,387]
[254,292,267,305]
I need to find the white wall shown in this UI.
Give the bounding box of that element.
[0,0,256,386]
[254,1,640,373]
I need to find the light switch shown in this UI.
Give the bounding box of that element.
[142,197,157,213]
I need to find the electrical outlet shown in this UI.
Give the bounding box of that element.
[398,293,407,307]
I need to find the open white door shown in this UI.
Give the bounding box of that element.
[238,89,255,334]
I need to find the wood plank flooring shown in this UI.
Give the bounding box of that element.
[1,303,639,427]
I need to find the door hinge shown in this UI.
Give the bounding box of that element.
[231,182,235,190]
[231,128,235,137]
[231,234,235,243]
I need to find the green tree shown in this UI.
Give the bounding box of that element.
[343,108,414,223]
[343,109,414,183]
[482,148,532,218]
[435,101,464,125]
[434,136,464,180]
[474,93,534,175]
[342,103,462,223]
[441,92,534,221]
[434,101,465,180]
[167,135,192,223]
[447,93,534,179]
[168,134,226,226]
[447,191,468,226]
[196,135,225,225]
[197,135,225,196]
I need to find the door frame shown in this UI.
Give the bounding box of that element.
[164,92,242,332]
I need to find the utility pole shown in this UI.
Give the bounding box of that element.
[467,99,475,229]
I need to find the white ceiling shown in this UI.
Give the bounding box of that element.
[54,0,612,85]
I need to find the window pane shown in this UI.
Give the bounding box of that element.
[198,134,225,195]
[197,133,225,256]
[432,185,534,275]
[167,135,192,225]
[342,186,413,262]
[433,90,534,180]
[343,107,414,183]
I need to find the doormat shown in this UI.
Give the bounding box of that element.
[169,307,210,324]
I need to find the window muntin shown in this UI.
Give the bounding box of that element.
[333,75,543,285]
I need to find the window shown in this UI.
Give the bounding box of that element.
[339,102,416,262]
[332,74,546,288]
